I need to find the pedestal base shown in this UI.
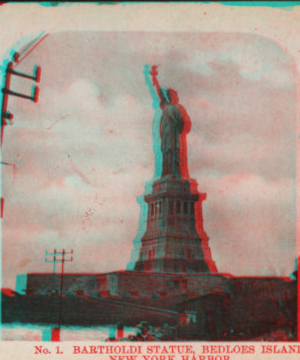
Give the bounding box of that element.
[131,176,217,274]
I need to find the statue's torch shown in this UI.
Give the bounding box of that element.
[150,65,159,89]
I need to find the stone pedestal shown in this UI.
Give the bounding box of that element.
[133,175,217,274]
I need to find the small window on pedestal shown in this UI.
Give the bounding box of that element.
[176,200,181,215]
[190,203,195,216]
[184,202,188,215]
[169,200,174,215]
[180,249,184,259]
[151,203,154,216]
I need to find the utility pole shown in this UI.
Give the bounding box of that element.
[0,32,47,225]
[1,57,41,146]
[0,32,48,146]
[45,249,58,321]
[57,249,73,329]
[45,248,73,341]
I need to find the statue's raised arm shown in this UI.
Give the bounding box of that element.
[150,66,169,105]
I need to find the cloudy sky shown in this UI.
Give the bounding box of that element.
[1,31,296,288]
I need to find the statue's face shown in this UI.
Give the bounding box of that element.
[160,102,166,110]
[168,89,179,104]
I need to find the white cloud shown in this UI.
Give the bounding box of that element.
[182,36,294,88]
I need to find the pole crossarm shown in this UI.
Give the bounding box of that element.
[7,67,41,82]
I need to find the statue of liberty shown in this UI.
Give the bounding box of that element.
[150,66,185,178]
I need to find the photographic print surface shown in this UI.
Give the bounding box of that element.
[0,2,299,358]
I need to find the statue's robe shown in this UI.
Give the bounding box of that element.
[160,103,184,177]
